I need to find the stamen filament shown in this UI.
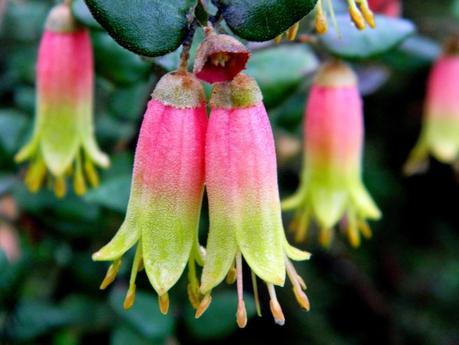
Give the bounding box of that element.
[346,209,360,248]
[287,22,300,41]
[267,283,285,326]
[285,258,310,311]
[236,252,247,328]
[123,243,143,310]
[251,270,262,317]
[54,175,67,198]
[315,0,328,34]
[319,227,333,247]
[347,0,366,30]
[74,152,87,196]
[187,256,201,309]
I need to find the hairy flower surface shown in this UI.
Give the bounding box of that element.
[283,61,381,248]
[405,39,459,174]
[92,71,207,313]
[198,73,310,327]
[15,3,109,197]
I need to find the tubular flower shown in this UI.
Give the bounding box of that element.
[282,61,381,248]
[193,27,250,84]
[15,3,109,197]
[92,71,207,314]
[405,39,459,174]
[199,73,311,327]
[315,0,376,34]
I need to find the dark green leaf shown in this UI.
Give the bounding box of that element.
[84,0,195,57]
[109,288,175,341]
[247,45,318,108]
[213,0,317,41]
[72,0,102,30]
[184,290,256,340]
[92,31,151,85]
[320,15,416,60]
[195,1,209,26]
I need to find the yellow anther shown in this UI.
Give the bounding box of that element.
[319,227,333,247]
[348,2,366,30]
[237,300,247,328]
[315,3,328,34]
[74,172,87,196]
[24,158,47,193]
[226,266,237,284]
[159,293,170,315]
[267,284,285,326]
[99,259,122,290]
[347,212,361,247]
[293,286,310,311]
[84,159,100,187]
[274,34,283,44]
[195,294,212,318]
[358,0,376,28]
[358,220,372,238]
[54,175,67,198]
[210,52,230,67]
[123,284,136,310]
[287,22,300,41]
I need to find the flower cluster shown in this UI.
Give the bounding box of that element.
[93,28,310,327]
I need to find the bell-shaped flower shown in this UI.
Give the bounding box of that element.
[405,39,459,174]
[282,60,381,248]
[15,3,109,197]
[198,73,311,327]
[92,71,207,314]
[193,27,249,84]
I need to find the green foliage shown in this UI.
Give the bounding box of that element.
[84,0,195,56]
[213,0,318,41]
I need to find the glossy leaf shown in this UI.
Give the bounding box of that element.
[320,15,416,60]
[84,0,195,56]
[213,0,317,41]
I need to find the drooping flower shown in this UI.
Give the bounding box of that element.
[92,71,207,314]
[405,38,459,174]
[198,73,310,327]
[282,60,381,248]
[193,27,249,84]
[368,0,401,17]
[315,0,376,34]
[15,2,109,197]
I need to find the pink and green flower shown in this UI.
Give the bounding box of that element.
[15,3,109,197]
[283,60,381,248]
[92,71,207,314]
[405,39,459,173]
[198,73,310,327]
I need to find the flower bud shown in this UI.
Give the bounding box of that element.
[200,73,311,326]
[193,28,249,83]
[405,38,459,173]
[15,3,109,197]
[92,71,207,312]
[283,60,381,248]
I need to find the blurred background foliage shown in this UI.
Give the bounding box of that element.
[0,0,459,344]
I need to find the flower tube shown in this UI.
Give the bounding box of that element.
[405,38,459,174]
[92,71,207,314]
[283,60,381,248]
[199,73,311,327]
[15,2,109,197]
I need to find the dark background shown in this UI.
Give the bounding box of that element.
[1,0,458,344]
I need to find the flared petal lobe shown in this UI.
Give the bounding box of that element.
[405,40,459,173]
[15,3,108,197]
[283,60,380,247]
[93,71,207,301]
